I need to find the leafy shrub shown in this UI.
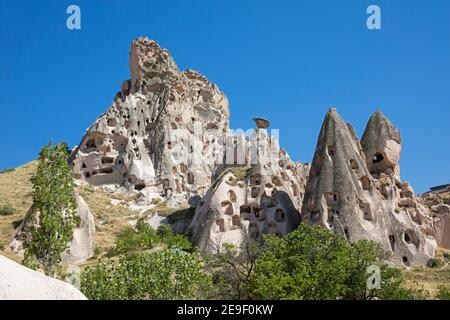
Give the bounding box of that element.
[253,224,428,300]
[114,219,159,255]
[0,203,15,216]
[204,231,261,300]
[435,284,450,300]
[427,258,444,268]
[157,224,192,251]
[81,247,212,300]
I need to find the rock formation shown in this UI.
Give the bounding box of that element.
[0,255,87,300]
[11,192,95,264]
[188,120,309,251]
[65,37,439,265]
[420,185,450,249]
[70,37,230,207]
[302,108,436,266]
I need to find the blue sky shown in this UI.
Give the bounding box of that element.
[0,0,449,192]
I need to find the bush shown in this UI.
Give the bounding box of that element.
[157,224,192,251]
[427,258,444,268]
[111,220,192,256]
[253,224,427,300]
[114,219,159,255]
[0,203,15,216]
[204,231,261,300]
[81,247,212,300]
[435,284,450,300]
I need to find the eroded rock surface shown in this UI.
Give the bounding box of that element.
[0,255,86,300]
[301,108,436,266]
[11,192,95,264]
[189,122,309,251]
[70,37,230,207]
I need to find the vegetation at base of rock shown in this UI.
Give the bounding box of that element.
[81,247,211,300]
[204,231,261,300]
[108,219,192,257]
[253,224,428,300]
[22,142,79,275]
[0,203,15,216]
[427,258,445,268]
[435,284,450,300]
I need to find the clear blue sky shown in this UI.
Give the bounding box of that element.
[0,0,449,192]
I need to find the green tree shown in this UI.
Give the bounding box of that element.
[253,224,428,300]
[81,247,211,300]
[204,230,261,300]
[23,142,79,275]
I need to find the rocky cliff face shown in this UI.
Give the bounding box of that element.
[188,120,309,251]
[67,37,439,265]
[302,108,436,266]
[71,37,230,207]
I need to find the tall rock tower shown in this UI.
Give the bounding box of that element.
[70,37,230,207]
[302,108,436,266]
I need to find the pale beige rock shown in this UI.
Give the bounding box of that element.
[302,108,436,267]
[189,123,309,251]
[0,255,87,300]
[70,37,230,208]
[433,204,450,249]
[11,192,95,264]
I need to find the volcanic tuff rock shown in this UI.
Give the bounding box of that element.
[188,121,309,251]
[70,37,230,208]
[11,192,95,264]
[0,255,87,300]
[66,37,439,265]
[302,108,436,266]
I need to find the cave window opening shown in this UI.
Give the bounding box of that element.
[402,256,409,266]
[389,235,395,251]
[240,205,251,214]
[327,145,336,156]
[344,228,349,240]
[275,209,286,222]
[372,152,384,164]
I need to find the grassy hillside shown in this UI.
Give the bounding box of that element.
[0,162,36,261]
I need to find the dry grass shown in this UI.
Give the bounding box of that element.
[0,161,140,265]
[403,248,450,295]
[0,161,37,262]
[76,185,139,261]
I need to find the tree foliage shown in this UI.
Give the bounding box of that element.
[253,224,427,300]
[204,230,261,300]
[81,247,211,300]
[23,142,79,275]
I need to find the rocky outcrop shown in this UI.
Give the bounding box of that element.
[0,255,86,300]
[70,37,230,207]
[64,194,96,264]
[432,204,450,249]
[302,108,436,266]
[189,120,309,251]
[10,192,95,264]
